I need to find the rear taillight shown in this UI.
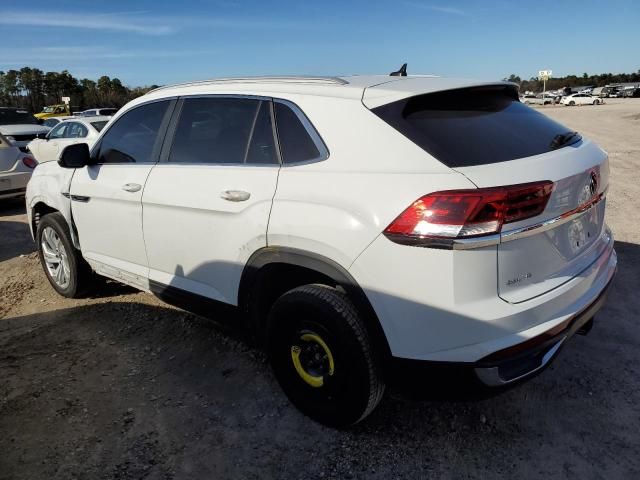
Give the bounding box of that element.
[384,181,554,245]
[22,156,37,169]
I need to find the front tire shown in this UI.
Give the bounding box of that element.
[267,284,385,427]
[569,100,575,106]
[36,212,93,298]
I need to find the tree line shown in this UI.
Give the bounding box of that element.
[503,70,640,93]
[0,67,159,113]
[3,66,639,111]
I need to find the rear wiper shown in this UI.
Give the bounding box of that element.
[550,131,581,150]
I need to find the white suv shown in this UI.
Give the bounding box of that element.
[26,75,617,426]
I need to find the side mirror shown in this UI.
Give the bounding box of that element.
[36,132,48,140]
[58,143,91,169]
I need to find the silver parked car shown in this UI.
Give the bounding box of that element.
[0,130,37,199]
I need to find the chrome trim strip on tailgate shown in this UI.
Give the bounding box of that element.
[398,188,607,250]
[500,189,606,244]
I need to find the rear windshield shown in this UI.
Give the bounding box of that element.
[372,86,581,168]
[0,109,37,126]
[91,121,108,132]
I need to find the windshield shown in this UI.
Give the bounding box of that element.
[42,107,56,113]
[0,109,38,125]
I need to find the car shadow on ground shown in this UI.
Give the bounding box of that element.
[0,219,34,262]
[0,198,34,262]
[0,241,637,478]
[0,197,26,216]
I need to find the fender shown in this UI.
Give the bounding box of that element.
[27,164,80,249]
[239,246,392,359]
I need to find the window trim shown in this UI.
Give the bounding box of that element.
[273,98,329,166]
[159,94,282,167]
[91,97,177,165]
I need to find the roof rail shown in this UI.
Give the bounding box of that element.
[147,76,349,94]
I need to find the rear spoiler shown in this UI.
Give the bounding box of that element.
[362,78,518,109]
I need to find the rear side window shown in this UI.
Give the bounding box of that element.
[372,86,580,168]
[97,101,169,164]
[169,97,277,165]
[274,102,323,164]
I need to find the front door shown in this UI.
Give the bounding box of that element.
[70,99,174,289]
[142,96,280,304]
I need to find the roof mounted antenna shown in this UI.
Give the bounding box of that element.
[390,63,408,77]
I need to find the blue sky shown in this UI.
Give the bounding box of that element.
[0,0,638,86]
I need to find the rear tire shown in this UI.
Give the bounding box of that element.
[569,101,575,106]
[267,284,385,427]
[36,212,93,298]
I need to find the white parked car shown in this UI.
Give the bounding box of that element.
[519,93,554,105]
[77,108,118,117]
[0,131,37,199]
[561,93,603,106]
[25,75,616,426]
[27,116,110,163]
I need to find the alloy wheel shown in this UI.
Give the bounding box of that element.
[41,226,71,289]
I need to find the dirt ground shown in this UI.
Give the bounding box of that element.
[1,99,639,480]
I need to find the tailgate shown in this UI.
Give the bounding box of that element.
[457,139,609,303]
[369,83,611,303]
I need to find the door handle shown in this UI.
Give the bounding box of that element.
[122,183,142,192]
[220,190,251,202]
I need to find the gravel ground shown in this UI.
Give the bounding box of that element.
[1,99,639,480]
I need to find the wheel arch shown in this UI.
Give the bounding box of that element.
[31,201,58,239]
[30,199,80,249]
[238,247,392,364]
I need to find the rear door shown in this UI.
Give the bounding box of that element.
[51,121,89,156]
[369,84,609,303]
[70,99,174,288]
[34,122,69,161]
[142,96,280,304]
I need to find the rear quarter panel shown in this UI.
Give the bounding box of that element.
[267,96,474,269]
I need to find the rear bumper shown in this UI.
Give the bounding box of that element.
[0,171,31,198]
[351,226,617,362]
[473,272,613,386]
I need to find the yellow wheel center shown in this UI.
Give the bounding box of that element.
[290,333,335,388]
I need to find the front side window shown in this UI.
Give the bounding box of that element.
[274,102,322,164]
[97,101,169,164]
[169,97,277,165]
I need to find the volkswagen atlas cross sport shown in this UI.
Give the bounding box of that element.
[26,74,616,426]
